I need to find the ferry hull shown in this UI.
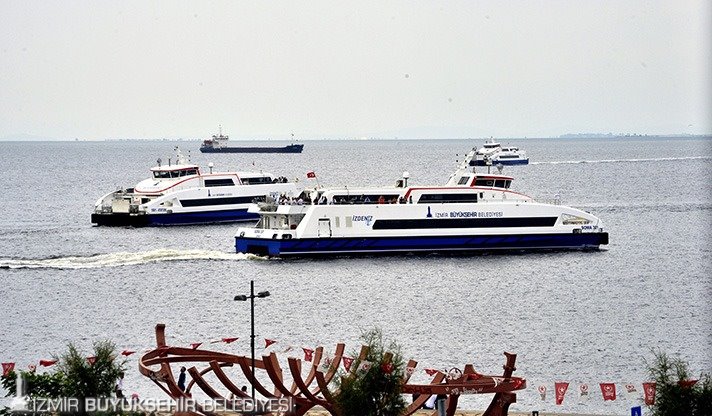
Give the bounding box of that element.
[471,159,529,166]
[235,232,609,257]
[92,209,256,227]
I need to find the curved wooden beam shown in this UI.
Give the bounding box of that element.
[287,357,332,411]
[185,362,233,395]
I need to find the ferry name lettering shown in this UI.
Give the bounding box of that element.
[352,215,373,223]
[449,211,503,218]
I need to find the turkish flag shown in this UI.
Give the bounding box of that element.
[303,348,314,362]
[86,356,97,365]
[600,383,616,401]
[264,339,277,349]
[679,379,698,388]
[642,382,656,405]
[424,368,438,376]
[342,357,354,372]
[39,359,58,367]
[121,350,136,356]
[190,343,202,350]
[2,362,15,376]
[306,171,316,178]
[222,337,238,344]
[554,382,569,405]
[381,363,394,374]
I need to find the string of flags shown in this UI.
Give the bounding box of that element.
[535,380,698,405]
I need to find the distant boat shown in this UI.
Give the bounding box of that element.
[199,127,304,154]
[471,138,529,166]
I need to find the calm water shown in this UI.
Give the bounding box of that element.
[0,137,710,414]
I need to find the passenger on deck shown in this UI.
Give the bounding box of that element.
[377,195,385,204]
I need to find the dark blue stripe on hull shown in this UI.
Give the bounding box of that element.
[235,233,609,257]
[92,209,255,227]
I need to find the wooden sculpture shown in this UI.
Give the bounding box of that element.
[139,324,526,416]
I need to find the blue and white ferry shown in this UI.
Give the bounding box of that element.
[472,138,529,165]
[234,148,607,256]
[92,148,299,226]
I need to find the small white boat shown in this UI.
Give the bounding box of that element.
[234,147,607,257]
[92,148,300,226]
[473,139,529,166]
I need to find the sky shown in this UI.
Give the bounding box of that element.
[0,0,710,140]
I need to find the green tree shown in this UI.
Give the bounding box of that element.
[645,349,712,416]
[56,340,126,400]
[333,328,406,416]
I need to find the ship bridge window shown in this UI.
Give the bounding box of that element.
[457,176,470,185]
[241,176,273,185]
[495,180,507,188]
[205,178,236,187]
[475,178,495,187]
[417,193,478,203]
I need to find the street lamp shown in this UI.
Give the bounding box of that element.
[234,280,270,407]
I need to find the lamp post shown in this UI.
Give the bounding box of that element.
[234,280,270,407]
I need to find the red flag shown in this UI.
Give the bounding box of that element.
[554,382,569,405]
[678,379,698,388]
[2,362,15,376]
[342,357,354,372]
[120,350,136,357]
[424,368,438,376]
[222,337,238,344]
[190,343,202,350]
[264,339,277,349]
[381,363,394,374]
[303,348,313,362]
[538,385,547,401]
[642,382,656,405]
[39,359,58,367]
[306,171,316,178]
[86,356,97,365]
[600,383,616,401]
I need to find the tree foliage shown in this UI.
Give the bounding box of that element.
[333,328,407,416]
[645,349,712,416]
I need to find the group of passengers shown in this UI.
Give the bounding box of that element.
[271,176,289,183]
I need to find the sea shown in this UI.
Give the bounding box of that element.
[0,137,710,415]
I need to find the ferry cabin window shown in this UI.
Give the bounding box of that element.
[153,171,172,179]
[458,176,470,185]
[241,176,273,185]
[205,178,236,187]
[474,179,495,187]
[417,193,478,203]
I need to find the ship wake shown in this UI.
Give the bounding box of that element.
[0,249,265,270]
[531,156,710,165]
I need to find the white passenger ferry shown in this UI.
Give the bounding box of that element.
[92,148,299,226]
[234,148,607,256]
[473,138,529,165]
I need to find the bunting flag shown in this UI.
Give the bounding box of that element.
[306,171,316,178]
[405,367,416,377]
[424,368,438,376]
[579,383,589,399]
[678,379,698,388]
[624,383,638,397]
[357,360,372,373]
[283,346,294,353]
[2,362,15,376]
[302,348,314,362]
[221,337,239,344]
[86,356,97,365]
[39,359,58,367]
[600,383,616,401]
[631,406,642,416]
[342,357,354,372]
[642,382,656,405]
[264,339,277,349]
[381,363,394,374]
[190,343,202,350]
[120,350,136,357]
[554,382,569,405]
[538,385,547,401]
[28,364,36,372]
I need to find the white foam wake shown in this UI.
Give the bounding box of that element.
[531,156,710,165]
[0,249,265,270]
